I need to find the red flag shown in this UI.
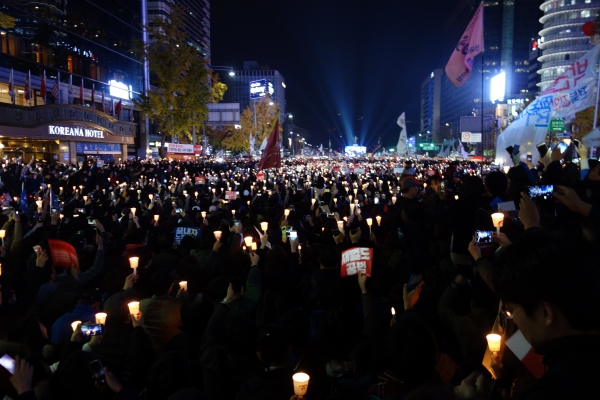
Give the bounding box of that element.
[24,70,31,101]
[445,2,484,87]
[40,70,47,102]
[258,111,281,170]
[80,78,84,105]
[115,99,122,117]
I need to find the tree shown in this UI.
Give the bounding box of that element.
[221,95,279,152]
[0,13,15,29]
[132,6,225,157]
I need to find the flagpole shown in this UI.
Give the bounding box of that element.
[594,48,600,129]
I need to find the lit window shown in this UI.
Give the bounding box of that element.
[582,10,591,18]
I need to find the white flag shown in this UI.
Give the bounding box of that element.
[445,2,484,87]
[497,44,600,164]
[396,112,407,156]
[259,137,267,151]
[249,134,255,153]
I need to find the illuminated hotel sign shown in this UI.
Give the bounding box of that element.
[48,125,105,138]
[249,79,267,99]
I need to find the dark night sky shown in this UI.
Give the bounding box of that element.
[211,0,462,150]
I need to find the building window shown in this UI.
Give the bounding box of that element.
[582,10,591,18]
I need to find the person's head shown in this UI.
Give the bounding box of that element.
[256,324,291,368]
[428,175,441,192]
[318,246,339,270]
[492,231,600,349]
[79,288,102,310]
[401,176,424,198]
[484,170,508,198]
[586,159,600,181]
[150,270,174,296]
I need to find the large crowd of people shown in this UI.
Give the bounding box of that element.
[0,143,598,400]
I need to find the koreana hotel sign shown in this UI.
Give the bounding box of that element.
[48,125,105,138]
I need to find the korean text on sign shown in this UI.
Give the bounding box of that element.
[340,247,373,278]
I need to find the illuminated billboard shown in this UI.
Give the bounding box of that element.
[250,79,266,99]
[345,145,367,156]
[490,71,506,103]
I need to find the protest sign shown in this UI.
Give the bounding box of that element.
[48,239,79,270]
[174,227,201,244]
[340,247,373,278]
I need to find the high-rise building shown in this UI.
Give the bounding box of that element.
[227,61,286,122]
[0,0,142,163]
[537,0,600,91]
[420,69,442,144]
[438,0,542,154]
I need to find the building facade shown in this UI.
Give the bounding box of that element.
[420,69,442,144]
[538,0,600,91]
[0,0,142,163]
[226,61,286,123]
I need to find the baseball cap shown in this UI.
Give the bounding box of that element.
[401,176,424,189]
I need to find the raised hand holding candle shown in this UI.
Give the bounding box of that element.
[95,312,107,325]
[201,211,207,219]
[129,257,139,276]
[213,231,222,241]
[260,222,268,233]
[244,236,253,247]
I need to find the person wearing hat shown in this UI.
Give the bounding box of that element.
[395,176,446,273]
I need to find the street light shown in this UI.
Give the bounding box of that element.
[208,65,235,76]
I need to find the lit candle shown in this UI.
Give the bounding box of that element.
[71,321,81,332]
[231,210,236,217]
[179,281,188,291]
[127,301,140,316]
[154,215,159,222]
[348,195,353,202]
[333,198,337,205]
[486,333,502,354]
[284,209,290,217]
[213,231,222,241]
[376,216,381,226]
[148,194,153,200]
[83,195,88,201]
[95,312,107,325]
[391,307,396,316]
[455,195,459,200]
[244,236,253,247]
[366,218,373,232]
[201,211,207,219]
[337,220,344,230]
[0,230,5,246]
[349,204,355,214]
[311,198,316,205]
[251,242,257,251]
[491,213,504,235]
[130,207,136,216]
[260,222,268,232]
[298,244,302,256]
[129,257,139,276]
[292,373,310,397]
[392,195,397,204]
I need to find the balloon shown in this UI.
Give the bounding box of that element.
[582,21,597,36]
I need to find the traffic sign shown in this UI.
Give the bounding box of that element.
[549,119,565,133]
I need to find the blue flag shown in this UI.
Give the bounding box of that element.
[50,186,60,211]
[19,184,28,213]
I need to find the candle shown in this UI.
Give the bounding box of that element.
[129,257,139,275]
[491,213,504,235]
[376,216,381,226]
[130,207,136,216]
[298,244,302,256]
[292,373,310,396]
[231,210,236,217]
[95,312,107,325]
[284,209,290,217]
[311,198,316,205]
[83,195,88,201]
[201,211,207,219]
[260,222,268,232]
[349,204,355,214]
[0,230,5,247]
[333,198,337,205]
[354,199,359,205]
[244,236,253,247]
[366,218,373,231]
[391,307,396,316]
[337,220,344,230]
[353,188,358,195]
[247,200,250,206]
[127,301,140,316]
[179,281,188,291]
[213,231,222,241]
[486,333,502,354]
[149,194,153,200]
[71,321,81,332]
[251,242,257,251]
[392,195,397,204]
[154,215,159,222]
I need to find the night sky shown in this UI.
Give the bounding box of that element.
[211,0,462,150]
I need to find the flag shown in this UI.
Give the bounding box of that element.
[80,78,84,105]
[396,112,408,156]
[496,44,600,164]
[258,112,281,170]
[101,90,105,112]
[68,74,74,104]
[445,2,484,87]
[19,184,28,214]
[249,134,255,155]
[49,185,60,211]
[505,330,544,379]
[109,97,114,116]
[91,83,95,108]
[40,70,47,103]
[259,137,267,151]
[8,68,15,104]
[52,71,60,103]
[319,143,323,154]
[24,70,31,102]
[115,99,122,118]
[459,140,469,159]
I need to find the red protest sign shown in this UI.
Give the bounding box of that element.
[340,247,372,278]
[48,239,79,270]
[195,176,206,184]
[256,173,265,181]
[333,166,340,172]
[225,191,236,200]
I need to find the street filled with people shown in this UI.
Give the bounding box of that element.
[0,145,599,400]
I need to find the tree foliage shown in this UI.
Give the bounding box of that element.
[132,6,225,148]
[220,95,279,151]
[0,13,15,29]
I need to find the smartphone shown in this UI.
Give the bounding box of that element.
[407,274,423,292]
[536,142,548,158]
[506,146,514,156]
[88,359,106,385]
[77,208,84,213]
[526,153,533,162]
[513,144,520,155]
[175,208,182,213]
[289,231,297,240]
[88,218,95,225]
[33,245,41,254]
[234,221,240,227]
[0,354,15,375]
[475,230,494,244]
[440,181,446,193]
[80,324,104,336]
[557,142,568,153]
[51,208,57,213]
[527,184,554,200]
